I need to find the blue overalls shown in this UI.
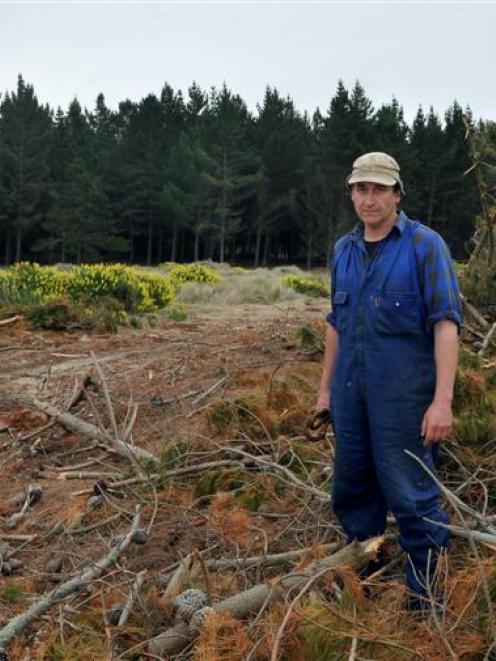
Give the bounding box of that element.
[330,215,449,595]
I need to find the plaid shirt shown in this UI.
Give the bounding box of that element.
[327,211,462,334]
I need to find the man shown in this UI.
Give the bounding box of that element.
[317,152,461,603]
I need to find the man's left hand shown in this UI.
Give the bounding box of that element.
[421,401,453,447]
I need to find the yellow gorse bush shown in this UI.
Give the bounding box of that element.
[0,262,220,313]
[281,274,330,298]
[0,262,69,304]
[166,263,221,287]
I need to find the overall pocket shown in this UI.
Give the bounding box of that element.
[371,292,420,335]
[334,290,350,334]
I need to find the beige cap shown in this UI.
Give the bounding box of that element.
[347,152,404,193]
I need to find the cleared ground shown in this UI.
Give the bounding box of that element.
[0,289,494,660]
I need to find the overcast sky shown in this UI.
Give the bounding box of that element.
[1,1,494,125]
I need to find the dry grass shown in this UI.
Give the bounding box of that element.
[0,267,495,660]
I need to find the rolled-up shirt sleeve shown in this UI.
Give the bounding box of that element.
[416,229,462,334]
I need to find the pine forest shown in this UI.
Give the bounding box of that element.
[0,74,485,268]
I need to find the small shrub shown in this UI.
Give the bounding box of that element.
[236,487,262,511]
[278,407,309,437]
[26,296,87,330]
[281,274,330,298]
[137,270,175,309]
[460,259,496,309]
[168,304,187,321]
[90,297,129,333]
[206,395,278,440]
[164,263,221,288]
[206,400,237,434]
[194,468,251,497]
[1,580,24,603]
[296,325,325,351]
[453,361,496,447]
[160,441,189,470]
[458,348,482,370]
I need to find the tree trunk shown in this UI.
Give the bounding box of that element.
[254,220,262,268]
[306,231,313,271]
[219,218,226,264]
[219,149,227,264]
[129,220,134,263]
[327,209,335,263]
[146,217,153,266]
[170,222,178,262]
[194,229,200,262]
[262,230,271,267]
[4,225,12,266]
[427,174,437,227]
[15,225,22,263]
[179,231,185,261]
[158,230,163,263]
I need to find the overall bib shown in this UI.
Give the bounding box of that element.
[331,217,449,595]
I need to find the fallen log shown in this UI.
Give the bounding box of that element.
[0,315,21,327]
[205,542,340,571]
[479,321,496,357]
[0,506,141,658]
[31,398,158,464]
[147,536,383,657]
[460,294,490,330]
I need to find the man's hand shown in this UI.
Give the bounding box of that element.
[421,400,453,447]
[316,392,330,413]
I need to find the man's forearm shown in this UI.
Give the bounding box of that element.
[317,324,339,409]
[433,320,459,405]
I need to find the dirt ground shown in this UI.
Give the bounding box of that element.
[0,299,338,657]
[0,298,493,660]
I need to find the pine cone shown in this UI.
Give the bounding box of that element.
[189,606,214,633]
[171,589,208,623]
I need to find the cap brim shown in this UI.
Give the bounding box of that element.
[347,171,398,187]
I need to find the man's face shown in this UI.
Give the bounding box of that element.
[350,182,401,230]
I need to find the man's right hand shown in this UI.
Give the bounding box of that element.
[316,392,331,413]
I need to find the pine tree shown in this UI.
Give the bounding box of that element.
[441,103,479,256]
[373,98,411,172]
[204,84,261,263]
[253,87,308,265]
[0,75,52,262]
[115,94,167,264]
[319,80,355,244]
[39,99,126,262]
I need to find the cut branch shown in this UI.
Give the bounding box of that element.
[0,506,141,654]
[479,321,496,357]
[0,315,21,326]
[147,536,384,657]
[30,398,157,464]
[460,294,490,330]
[221,446,329,502]
[205,542,339,571]
[117,569,147,628]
